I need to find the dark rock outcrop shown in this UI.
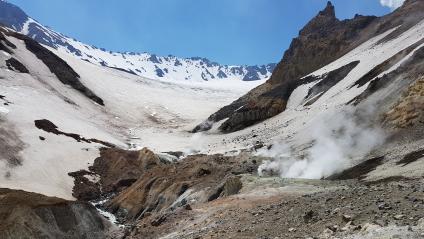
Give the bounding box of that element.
[303,61,360,105]
[352,38,424,89]
[396,148,424,166]
[19,34,105,105]
[351,45,424,106]
[34,119,114,147]
[68,170,102,201]
[0,27,105,106]
[5,57,29,73]
[207,176,243,201]
[0,30,16,54]
[35,119,90,143]
[0,188,113,239]
[327,156,385,180]
[109,66,137,75]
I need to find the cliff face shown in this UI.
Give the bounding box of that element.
[0,188,115,239]
[385,77,424,128]
[269,2,374,86]
[194,0,424,133]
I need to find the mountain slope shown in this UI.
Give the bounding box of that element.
[194,0,424,133]
[0,0,275,81]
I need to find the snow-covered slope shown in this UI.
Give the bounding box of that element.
[0,1,275,81]
[0,25,265,199]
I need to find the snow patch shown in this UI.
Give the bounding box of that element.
[0,106,9,114]
[92,200,124,228]
[21,17,36,35]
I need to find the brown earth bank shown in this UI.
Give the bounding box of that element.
[0,188,119,239]
[69,147,167,201]
[105,152,258,222]
[69,148,260,218]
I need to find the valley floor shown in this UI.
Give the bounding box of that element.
[131,178,424,239]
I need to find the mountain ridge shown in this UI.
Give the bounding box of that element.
[0,1,275,81]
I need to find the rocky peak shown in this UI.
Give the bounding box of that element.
[299,1,338,36]
[268,1,376,86]
[321,1,336,18]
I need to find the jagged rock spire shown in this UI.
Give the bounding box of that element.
[299,1,338,36]
[319,1,336,18]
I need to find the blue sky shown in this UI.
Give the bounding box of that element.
[8,0,393,65]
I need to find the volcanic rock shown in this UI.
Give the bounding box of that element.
[0,188,114,239]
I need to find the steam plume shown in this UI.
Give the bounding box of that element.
[257,106,385,179]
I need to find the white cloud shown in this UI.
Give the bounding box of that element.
[380,0,405,10]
